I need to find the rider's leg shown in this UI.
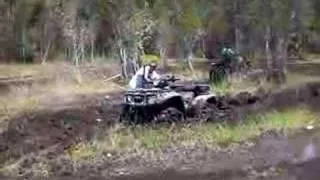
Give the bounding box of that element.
[136,76,144,88]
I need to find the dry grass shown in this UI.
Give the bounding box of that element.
[0,63,57,78]
[0,61,122,122]
[0,61,120,78]
[285,73,320,87]
[0,155,51,178]
[0,80,121,121]
[66,107,317,161]
[0,96,39,119]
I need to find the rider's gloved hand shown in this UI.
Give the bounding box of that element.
[153,80,159,86]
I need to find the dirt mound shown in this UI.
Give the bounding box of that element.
[0,108,96,164]
[219,81,320,121]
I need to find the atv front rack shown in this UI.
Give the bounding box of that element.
[124,88,170,106]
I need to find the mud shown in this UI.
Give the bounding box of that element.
[3,130,320,180]
[0,92,123,167]
[225,81,320,121]
[2,82,320,179]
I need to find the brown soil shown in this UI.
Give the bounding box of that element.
[2,58,320,180]
[1,81,320,179]
[0,92,123,169]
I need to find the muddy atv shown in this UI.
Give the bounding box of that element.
[119,75,224,125]
[209,55,251,84]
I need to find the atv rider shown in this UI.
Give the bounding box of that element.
[220,46,238,73]
[129,62,161,89]
[210,45,244,83]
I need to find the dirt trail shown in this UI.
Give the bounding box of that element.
[0,91,122,166]
[1,81,320,179]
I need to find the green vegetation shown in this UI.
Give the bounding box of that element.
[141,54,160,64]
[67,107,316,161]
[210,80,231,95]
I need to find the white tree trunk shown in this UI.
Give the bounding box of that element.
[90,38,94,62]
[119,46,128,79]
[160,46,168,69]
[274,35,287,84]
[41,39,51,64]
[265,26,272,74]
[187,51,195,75]
[234,0,243,54]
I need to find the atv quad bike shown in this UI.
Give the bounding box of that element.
[209,54,251,84]
[119,75,224,125]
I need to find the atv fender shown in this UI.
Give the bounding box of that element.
[157,91,186,116]
[159,92,182,103]
[191,94,217,107]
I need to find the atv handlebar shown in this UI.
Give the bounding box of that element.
[165,75,180,82]
[151,75,180,89]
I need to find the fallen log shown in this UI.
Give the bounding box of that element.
[103,74,121,82]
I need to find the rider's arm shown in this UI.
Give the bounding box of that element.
[143,65,152,82]
[151,71,161,80]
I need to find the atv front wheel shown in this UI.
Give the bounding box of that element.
[119,105,141,125]
[154,107,185,124]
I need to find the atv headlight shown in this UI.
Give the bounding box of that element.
[147,95,157,104]
[125,96,133,103]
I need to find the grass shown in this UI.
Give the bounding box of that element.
[208,71,320,96]
[285,73,320,87]
[0,96,39,122]
[66,107,317,161]
[0,61,123,122]
[0,63,56,78]
[0,79,122,123]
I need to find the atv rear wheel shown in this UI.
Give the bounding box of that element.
[209,65,228,84]
[196,100,238,123]
[198,103,218,122]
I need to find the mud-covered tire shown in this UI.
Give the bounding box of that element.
[209,65,228,84]
[193,99,242,123]
[197,102,219,122]
[154,107,185,124]
[196,102,233,123]
[119,105,141,125]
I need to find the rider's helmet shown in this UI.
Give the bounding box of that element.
[150,61,157,67]
[149,61,158,71]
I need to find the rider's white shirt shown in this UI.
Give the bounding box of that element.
[129,66,160,89]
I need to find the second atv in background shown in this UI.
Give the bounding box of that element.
[209,46,251,84]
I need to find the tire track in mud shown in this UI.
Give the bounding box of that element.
[2,82,320,179]
[0,92,123,168]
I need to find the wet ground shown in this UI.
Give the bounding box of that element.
[2,60,320,179]
[1,81,320,179]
